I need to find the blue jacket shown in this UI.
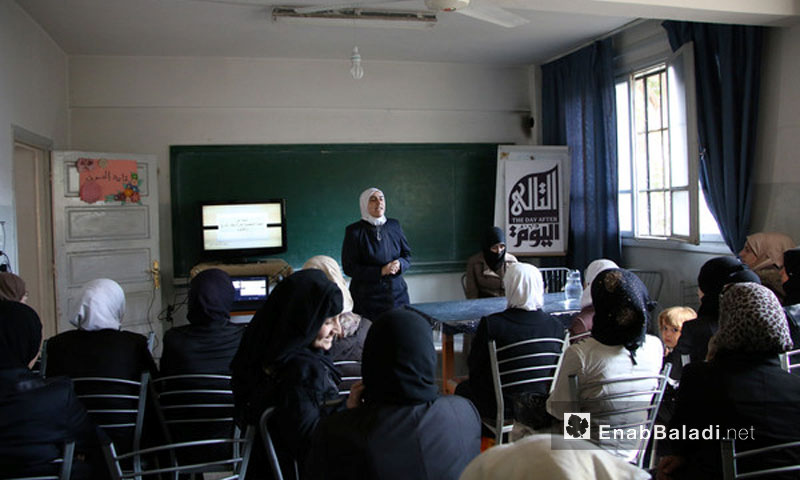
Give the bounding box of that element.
[342,219,411,319]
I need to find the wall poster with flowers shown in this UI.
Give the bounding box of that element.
[77,158,142,204]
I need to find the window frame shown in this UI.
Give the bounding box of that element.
[617,42,708,245]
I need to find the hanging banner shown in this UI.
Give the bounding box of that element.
[496,146,570,256]
[77,157,141,204]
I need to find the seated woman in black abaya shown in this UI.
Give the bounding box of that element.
[231,270,360,479]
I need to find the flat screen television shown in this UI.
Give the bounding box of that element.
[200,200,287,261]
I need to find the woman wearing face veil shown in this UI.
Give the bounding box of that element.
[464,226,518,299]
[231,270,351,479]
[341,187,411,320]
[0,302,105,479]
[306,309,481,480]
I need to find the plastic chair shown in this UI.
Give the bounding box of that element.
[102,426,255,480]
[484,333,570,445]
[259,407,299,480]
[332,360,361,397]
[6,441,75,480]
[72,372,150,474]
[539,267,571,294]
[629,269,664,304]
[567,363,671,468]
[780,349,800,374]
[721,438,800,479]
[151,373,242,475]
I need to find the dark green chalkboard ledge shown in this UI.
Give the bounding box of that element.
[170,143,499,277]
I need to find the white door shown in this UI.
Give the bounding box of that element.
[51,151,161,345]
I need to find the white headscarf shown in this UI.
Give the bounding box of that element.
[359,187,387,226]
[505,263,544,311]
[70,278,126,331]
[580,259,619,308]
[302,255,354,313]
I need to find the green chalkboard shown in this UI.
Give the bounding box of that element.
[170,144,498,277]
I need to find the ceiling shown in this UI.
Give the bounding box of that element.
[15,0,800,65]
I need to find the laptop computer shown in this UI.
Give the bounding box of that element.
[231,275,269,312]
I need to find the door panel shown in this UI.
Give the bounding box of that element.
[51,151,161,346]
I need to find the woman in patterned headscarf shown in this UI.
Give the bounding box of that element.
[738,232,795,303]
[659,282,800,480]
[546,269,663,461]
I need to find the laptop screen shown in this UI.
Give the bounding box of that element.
[231,275,269,310]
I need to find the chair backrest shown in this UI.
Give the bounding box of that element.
[780,349,800,374]
[103,426,255,480]
[6,441,75,480]
[72,371,150,473]
[629,269,664,304]
[721,438,800,479]
[259,407,299,480]
[332,360,362,397]
[488,334,569,444]
[567,363,671,468]
[539,267,571,294]
[151,373,240,468]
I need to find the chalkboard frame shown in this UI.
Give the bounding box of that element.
[170,143,499,277]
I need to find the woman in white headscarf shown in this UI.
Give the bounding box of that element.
[454,263,565,422]
[341,187,412,320]
[568,258,619,339]
[44,278,158,454]
[45,278,157,380]
[303,255,372,361]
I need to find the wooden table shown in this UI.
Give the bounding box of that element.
[405,293,580,389]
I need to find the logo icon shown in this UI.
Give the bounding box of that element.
[564,413,590,439]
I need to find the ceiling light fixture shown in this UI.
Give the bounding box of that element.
[272,7,437,29]
[350,46,364,80]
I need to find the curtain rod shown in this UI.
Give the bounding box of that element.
[541,18,648,65]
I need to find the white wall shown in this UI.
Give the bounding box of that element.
[622,23,800,311]
[67,55,533,311]
[0,1,68,267]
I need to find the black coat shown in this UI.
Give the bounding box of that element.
[671,313,716,366]
[44,329,159,453]
[342,219,411,319]
[668,352,800,479]
[160,323,244,376]
[306,396,480,480]
[461,308,565,419]
[0,369,105,479]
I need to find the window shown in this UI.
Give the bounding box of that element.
[617,42,722,243]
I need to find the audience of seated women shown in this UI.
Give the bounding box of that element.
[546,268,663,461]
[455,262,564,425]
[657,282,800,480]
[568,258,618,338]
[781,247,800,346]
[464,226,518,299]
[160,268,244,376]
[671,256,760,368]
[231,269,356,479]
[0,272,28,303]
[44,278,159,453]
[306,309,481,480]
[738,232,795,304]
[302,255,371,362]
[0,301,105,479]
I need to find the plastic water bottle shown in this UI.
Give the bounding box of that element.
[565,269,583,308]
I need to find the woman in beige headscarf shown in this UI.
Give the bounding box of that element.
[303,255,372,361]
[0,272,27,303]
[738,232,795,303]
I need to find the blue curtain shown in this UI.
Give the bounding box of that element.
[662,21,764,253]
[541,38,620,272]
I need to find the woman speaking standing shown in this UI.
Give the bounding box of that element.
[342,187,411,320]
